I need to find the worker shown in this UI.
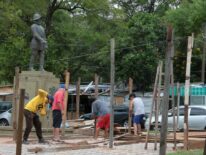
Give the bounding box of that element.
[91,97,110,139]
[129,93,145,136]
[23,89,53,144]
[52,88,65,142]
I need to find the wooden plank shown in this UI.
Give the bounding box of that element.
[16,89,25,155]
[109,38,115,148]
[184,35,194,150]
[128,77,133,134]
[94,74,99,98]
[154,61,163,150]
[114,140,139,146]
[76,77,81,119]
[62,71,70,136]
[94,74,99,138]
[169,30,177,150]
[201,23,206,83]
[12,67,20,141]
[145,61,160,150]
[159,25,173,155]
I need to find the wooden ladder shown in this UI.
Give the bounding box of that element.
[145,47,176,150]
[145,60,164,150]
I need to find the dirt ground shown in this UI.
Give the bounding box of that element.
[0,130,205,155]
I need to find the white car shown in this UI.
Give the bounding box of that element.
[0,108,12,126]
[146,105,206,131]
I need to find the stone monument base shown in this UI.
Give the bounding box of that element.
[17,70,60,128]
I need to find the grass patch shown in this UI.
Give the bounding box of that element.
[167,149,203,155]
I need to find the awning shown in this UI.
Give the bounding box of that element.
[170,85,206,96]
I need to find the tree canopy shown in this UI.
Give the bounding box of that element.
[0,0,205,91]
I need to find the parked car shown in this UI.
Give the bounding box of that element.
[0,101,12,114]
[0,108,12,126]
[79,104,147,128]
[145,105,206,131]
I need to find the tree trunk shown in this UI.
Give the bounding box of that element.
[45,0,57,35]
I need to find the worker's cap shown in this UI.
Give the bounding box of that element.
[128,93,136,100]
[47,95,54,103]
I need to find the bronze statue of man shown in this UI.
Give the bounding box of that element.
[29,13,47,71]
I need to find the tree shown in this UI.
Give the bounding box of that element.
[115,13,166,92]
[0,1,29,84]
[166,0,206,82]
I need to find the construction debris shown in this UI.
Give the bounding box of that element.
[28,147,43,153]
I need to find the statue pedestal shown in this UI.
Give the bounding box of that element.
[18,70,60,128]
[19,71,59,100]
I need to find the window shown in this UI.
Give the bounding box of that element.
[190,108,206,116]
[114,109,127,112]
[190,96,205,105]
[0,102,12,114]
[179,108,185,116]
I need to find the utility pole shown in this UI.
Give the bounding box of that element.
[159,25,173,155]
[109,38,115,148]
[201,23,206,83]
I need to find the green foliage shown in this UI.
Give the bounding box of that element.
[166,0,206,82]
[0,1,30,84]
[0,0,205,91]
[167,149,203,155]
[115,13,166,91]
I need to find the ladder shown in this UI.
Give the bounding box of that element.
[145,58,176,150]
[144,60,164,150]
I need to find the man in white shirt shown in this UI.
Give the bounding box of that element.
[129,93,145,135]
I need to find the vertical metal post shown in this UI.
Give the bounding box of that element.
[16,89,25,155]
[109,38,115,148]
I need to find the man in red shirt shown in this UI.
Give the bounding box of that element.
[91,97,110,139]
[52,88,65,141]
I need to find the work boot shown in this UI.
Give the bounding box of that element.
[38,138,45,144]
[22,139,29,144]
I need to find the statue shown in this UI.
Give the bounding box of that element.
[29,13,47,71]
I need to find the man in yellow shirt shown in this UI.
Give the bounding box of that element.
[23,89,53,144]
